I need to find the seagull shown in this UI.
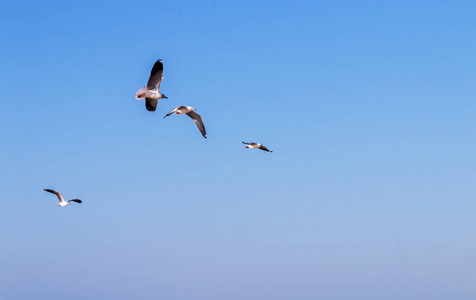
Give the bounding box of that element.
[135,59,168,112]
[44,189,82,207]
[242,142,273,152]
[164,106,207,138]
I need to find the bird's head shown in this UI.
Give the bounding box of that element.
[187,106,196,111]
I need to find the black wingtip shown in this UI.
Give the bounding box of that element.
[150,60,164,75]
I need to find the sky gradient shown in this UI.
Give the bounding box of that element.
[1,1,476,299]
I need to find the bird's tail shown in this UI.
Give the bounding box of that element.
[135,86,148,100]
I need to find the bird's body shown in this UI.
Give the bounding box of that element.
[139,89,163,100]
[242,142,273,152]
[136,59,167,112]
[164,106,207,138]
[44,189,82,207]
[58,201,70,207]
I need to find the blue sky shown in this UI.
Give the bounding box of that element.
[1,0,475,299]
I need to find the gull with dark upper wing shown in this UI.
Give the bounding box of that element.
[164,106,207,138]
[44,189,82,207]
[135,59,168,112]
[242,142,273,152]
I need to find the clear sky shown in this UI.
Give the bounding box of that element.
[1,0,475,299]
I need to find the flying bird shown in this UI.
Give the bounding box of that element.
[44,189,82,207]
[242,142,273,152]
[164,106,207,138]
[135,59,168,112]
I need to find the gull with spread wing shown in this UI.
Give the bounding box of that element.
[164,106,207,138]
[242,142,273,152]
[44,189,82,207]
[135,59,168,112]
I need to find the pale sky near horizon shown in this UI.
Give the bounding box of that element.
[1,1,476,299]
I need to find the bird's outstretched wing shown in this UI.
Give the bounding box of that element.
[186,111,207,138]
[44,189,65,203]
[259,145,273,152]
[68,199,82,204]
[147,59,164,92]
[145,98,158,112]
[164,106,182,118]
